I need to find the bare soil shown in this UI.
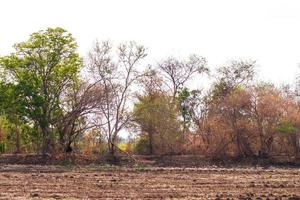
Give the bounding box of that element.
[0,164,300,199]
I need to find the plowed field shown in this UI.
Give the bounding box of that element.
[0,165,299,199]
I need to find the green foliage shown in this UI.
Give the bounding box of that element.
[1,27,81,122]
[210,60,255,101]
[0,27,82,154]
[133,93,183,154]
[134,93,179,134]
[0,142,5,153]
[0,116,12,152]
[276,120,296,134]
[133,137,150,155]
[0,114,40,153]
[177,87,191,123]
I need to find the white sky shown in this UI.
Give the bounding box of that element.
[1,0,300,85]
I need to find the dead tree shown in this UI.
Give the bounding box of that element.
[56,82,104,153]
[88,40,146,158]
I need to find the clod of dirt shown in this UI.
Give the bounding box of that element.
[279,184,285,188]
[52,194,61,199]
[30,193,39,197]
[249,181,255,187]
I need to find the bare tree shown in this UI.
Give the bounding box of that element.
[158,54,208,100]
[139,67,164,95]
[88,40,146,158]
[56,82,104,152]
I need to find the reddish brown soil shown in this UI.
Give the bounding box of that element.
[0,165,299,199]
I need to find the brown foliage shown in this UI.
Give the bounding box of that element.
[194,84,300,160]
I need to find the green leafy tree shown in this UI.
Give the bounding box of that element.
[0,81,26,153]
[133,93,182,154]
[177,87,192,133]
[0,27,82,155]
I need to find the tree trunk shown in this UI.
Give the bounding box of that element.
[15,125,21,153]
[65,142,73,153]
[148,127,154,155]
[257,121,270,158]
[58,129,65,152]
[149,133,153,155]
[106,139,119,164]
[235,130,243,157]
[108,138,116,156]
[41,126,52,158]
[290,133,300,160]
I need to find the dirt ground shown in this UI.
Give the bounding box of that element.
[0,165,299,199]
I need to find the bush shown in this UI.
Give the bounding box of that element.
[134,137,150,155]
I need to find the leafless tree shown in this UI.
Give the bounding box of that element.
[139,66,164,95]
[158,54,208,100]
[56,82,104,152]
[88,40,147,157]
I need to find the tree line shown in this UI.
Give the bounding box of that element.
[0,27,299,161]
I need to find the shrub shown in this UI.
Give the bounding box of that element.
[134,137,150,155]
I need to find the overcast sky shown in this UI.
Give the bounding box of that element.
[1,0,300,86]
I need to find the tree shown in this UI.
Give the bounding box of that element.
[0,83,24,153]
[211,60,255,100]
[249,84,281,157]
[195,60,256,158]
[133,92,182,155]
[250,84,300,158]
[175,87,200,144]
[158,55,208,100]
[0,27,82,155]
[88,40,146,158]
[138,67,164,95]
[56,82,103,152]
